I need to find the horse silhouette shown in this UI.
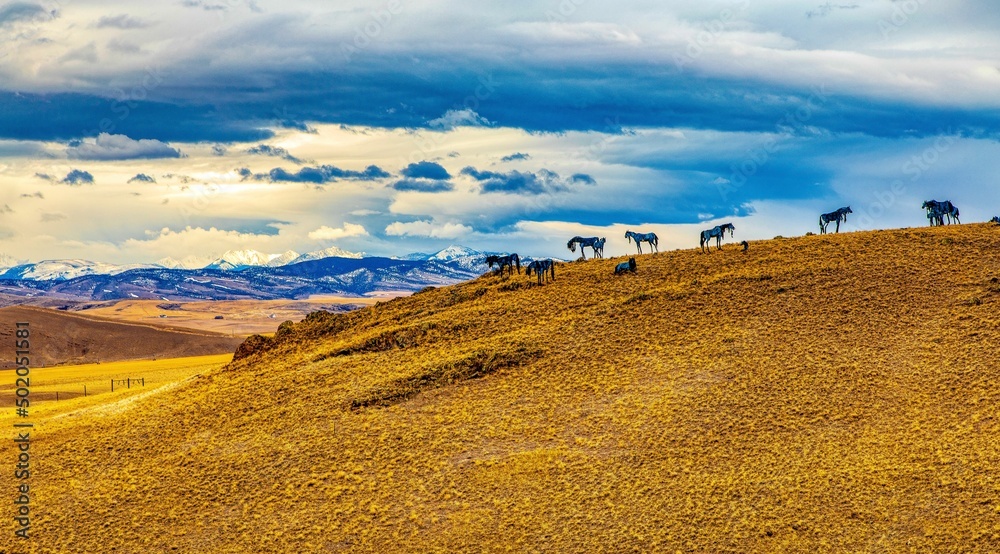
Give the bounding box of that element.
[485,253,521,277]
[922,200,959,225]
[819,206,852,234]
[700,223,735,253]
[614,257,637,275]
[567,236,605,260]
[525,259,556,284]
[625,230,658,254]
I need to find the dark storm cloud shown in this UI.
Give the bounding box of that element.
[400,161,450,180]
[391,178,454,193]
[59,169,94,185]
[128,173,156,184]
[461,167,595,195]
[238,164,390,184]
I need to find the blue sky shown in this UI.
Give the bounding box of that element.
[1,0,999,264]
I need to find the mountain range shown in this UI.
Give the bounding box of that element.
[0,246,494,301]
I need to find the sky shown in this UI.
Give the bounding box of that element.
[1,0,999,264]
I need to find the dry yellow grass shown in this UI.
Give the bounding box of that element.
[4,224,1000,553]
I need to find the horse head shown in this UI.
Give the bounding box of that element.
[567,237,578,252]
[625,230,632,243]
[485,255,498,268]
[628,257,636,271]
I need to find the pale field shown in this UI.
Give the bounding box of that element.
[0,354,231,430]
[73,294,399,335]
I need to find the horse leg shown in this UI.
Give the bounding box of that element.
[835,219,840,233]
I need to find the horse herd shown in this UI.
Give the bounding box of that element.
[485,199,990,284]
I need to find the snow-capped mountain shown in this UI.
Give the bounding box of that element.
[156,255,216,270]
[205,250,278,271]
[0,245,490,282]
[428,245,481,261]
[289,246,364,264]
[265,250,301,267]
[0,259,156,281]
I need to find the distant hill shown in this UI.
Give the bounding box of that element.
[23,225,1000,551]
[0,306,244,368]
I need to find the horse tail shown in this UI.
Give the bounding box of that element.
[652,233,658,246]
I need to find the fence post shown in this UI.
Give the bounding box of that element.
[84,385,87,397]
[56,391,59,401]
[111,379,114,393]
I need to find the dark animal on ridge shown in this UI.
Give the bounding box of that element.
[525,259,556,284]
[819,206,852,234]
[922,200,959,225]
[615,257,637,275]
[567,236,606,260]
[700,223,735,253]
[991,216,1000,224]
[485,253,521,277]
[741,240,749,252]
[625,230,659,254]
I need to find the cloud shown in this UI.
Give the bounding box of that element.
[59,169,94,186]
[0,204,13,214]
[400,161,451,180]
[67,133,182,160]
[0,2,54,28]
[107,39,142,54]
[128,173,157,184]
[391,179,454,193]
[40,212,66,222]
[241,164,390,184]
[428,109,492,130]
[501,152,530,162]
[461,167,595,195]
[246,144,305,164]
[20,192,43,199]
[385,220,472,239]
[93,14,147,29]
[212,144,227,156]
[307,223,369,240]
[34,173,53,181]
[806,3,860,19]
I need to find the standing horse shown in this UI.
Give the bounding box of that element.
[625,230,659,254]
[699,223,735,253]
[485,253,521,277]
[525,259,556,284]
[567,236,606,260]
[819,206,852,234]
[923,200,959,225]
[614,257,637,274]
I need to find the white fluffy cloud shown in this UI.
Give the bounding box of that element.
[384,220,473,239]
[307,223,369,240]
[67,133,182,160]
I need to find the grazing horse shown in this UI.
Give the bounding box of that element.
[567,236,606,260]
[819,206,852,234]
[625,230,659,255]
[485,253,521,277]
[923,200,959,225]
[525,259,556,284]
[614,257,637,275]
[700,223,735,253]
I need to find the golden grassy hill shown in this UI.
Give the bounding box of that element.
[9,224,1000,553]
[0,306,244,368]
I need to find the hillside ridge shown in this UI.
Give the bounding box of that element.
[10,223,1000,553]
